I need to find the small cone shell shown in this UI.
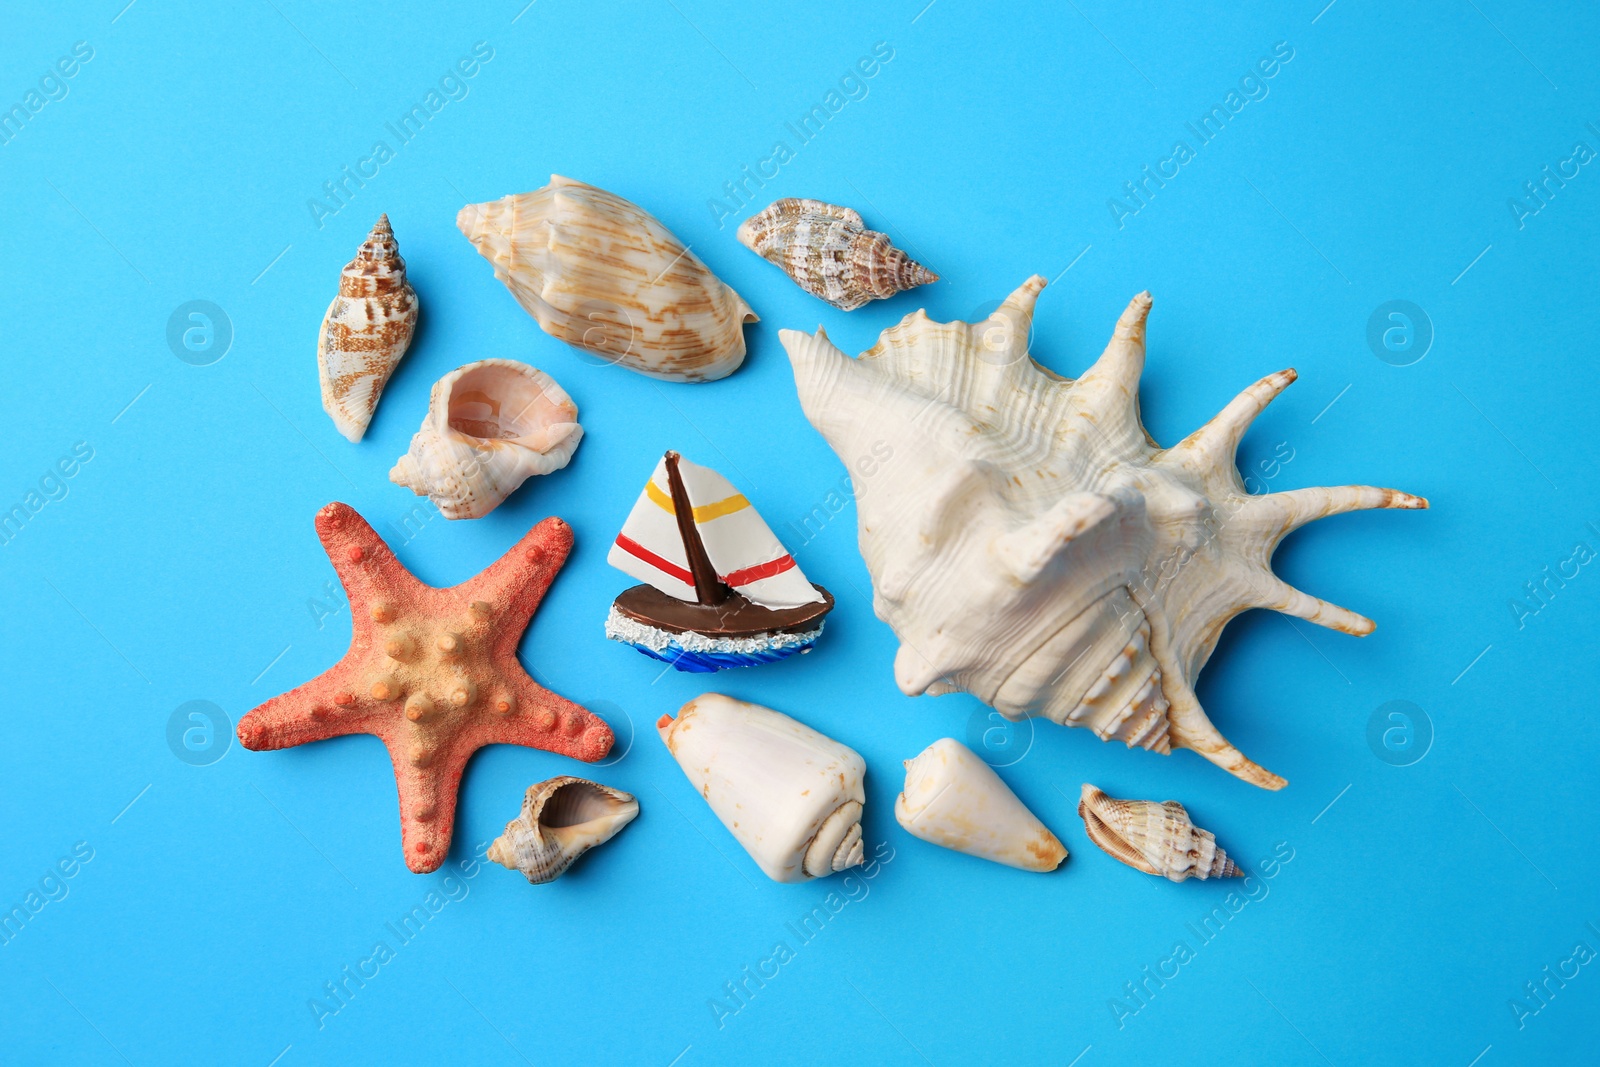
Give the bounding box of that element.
[488,776,639,884]
[657,694,866,883]
[318,215,418,442]
[1077,783,1240,882]
[737,198,937,311]
[457,176,757,382]
[894,738,1066,872]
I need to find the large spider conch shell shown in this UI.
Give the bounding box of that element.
[389,359,582,520]
[457,176,758,382]
[737,198,938,311]
[487,776,639,884]
[657,693,865,883]
[1078,783,1239,881]
[895,738,1066,872]
[777,277,1428,790]
[317,215,418,442]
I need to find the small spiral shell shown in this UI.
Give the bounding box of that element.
[1078,783,1240,882]
[487,777,639,884]
[737,198,938,311]
[317,215,418,442]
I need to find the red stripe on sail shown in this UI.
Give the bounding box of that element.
[723,554,797,587]
[614,534,694,586]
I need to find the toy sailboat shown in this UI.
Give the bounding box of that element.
[605,451,833,672]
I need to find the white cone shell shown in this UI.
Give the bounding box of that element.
[390,359,582,520]
[657,693,865,883]
[894,738,1066,872]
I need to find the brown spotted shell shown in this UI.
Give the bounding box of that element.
[1078,783,1240,881]
[737,198,937,311]
[317,215,418,442]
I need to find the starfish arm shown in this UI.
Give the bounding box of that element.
[386,740,468,873]
[316,502,427,637]
[238,669,376,749]
[457,517,577,661]
[479,673,614,762]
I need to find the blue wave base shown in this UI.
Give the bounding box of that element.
[622,635,820,673]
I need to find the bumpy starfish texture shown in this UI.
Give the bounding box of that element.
[238,502,613,873]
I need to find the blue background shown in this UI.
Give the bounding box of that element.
[2,1,1596,1063]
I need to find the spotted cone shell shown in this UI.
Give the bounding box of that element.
[317,215,418,442]
[737,198,937,311]
[487,776,639,884]
[1077,783,1240,882]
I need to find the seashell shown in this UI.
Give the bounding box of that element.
[1077,783,1239,881]
[894,738,1066,872]
[389,359,582,520]
[737,198,938,311]
[457,176,757,382]
[657,693,865,883]
[778,278,1427,790]
[318,215,418,442]
[487,776,639,884]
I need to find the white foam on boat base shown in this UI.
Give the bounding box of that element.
[604,605,821,654]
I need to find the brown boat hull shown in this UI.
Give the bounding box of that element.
[611,583,834,638]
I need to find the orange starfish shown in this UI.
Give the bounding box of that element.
[238,502,613,873]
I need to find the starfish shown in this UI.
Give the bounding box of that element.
[238,502,613,873]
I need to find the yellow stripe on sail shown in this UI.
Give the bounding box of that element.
[645,479,751,523]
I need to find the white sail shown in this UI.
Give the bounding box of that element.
[608,454,823,609]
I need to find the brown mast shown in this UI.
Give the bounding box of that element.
[663,451,727,606]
